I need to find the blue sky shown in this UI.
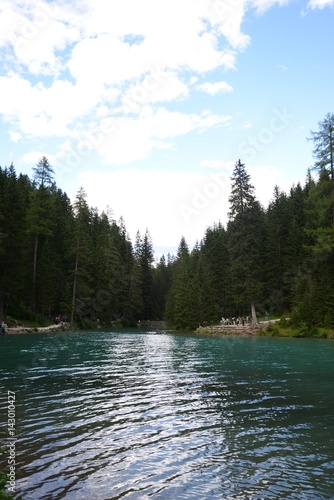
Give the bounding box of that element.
[0,0,333,258]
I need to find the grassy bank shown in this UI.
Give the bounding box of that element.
[195,317,334,340]
[259,319,334,339]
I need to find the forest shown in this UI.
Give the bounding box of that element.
[0,113,333,332]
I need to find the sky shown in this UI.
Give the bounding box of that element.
[0,0,333,259]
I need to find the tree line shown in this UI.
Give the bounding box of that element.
[0,158,163,326]
[166,113,334,330]
[0,113,333,330]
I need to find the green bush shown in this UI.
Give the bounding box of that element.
[293,323,308,338]
[6,310,51,328]
[76,317,94,329]
[277,314,292,328]
[120,319,137,328]
[263,323,279,336]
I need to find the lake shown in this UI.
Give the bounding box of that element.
[1,329,334,499]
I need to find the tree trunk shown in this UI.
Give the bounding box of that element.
[0,294,3,323]
[70,252,79,327]
[250,301,259,328]
[32,235,38,311]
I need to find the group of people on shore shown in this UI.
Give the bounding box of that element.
[221,316,250,326]
[54,315,67,325]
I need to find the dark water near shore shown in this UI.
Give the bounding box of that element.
[1,329,334,499]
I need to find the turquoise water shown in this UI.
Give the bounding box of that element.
[1,329,334,499]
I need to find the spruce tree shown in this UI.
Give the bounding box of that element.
[227,159,265,326]
[165,236,198,329]
[266,186,291,313]
[153,255,173,320]
[0,166,31,319]
[139,229,155,320]
[27,157,55,311]
[70,187,93,325]
[308,113,334,225]
[201,223,233,320]
[292,170,334,328]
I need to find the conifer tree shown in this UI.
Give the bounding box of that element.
[70,187,93,325]
[227,159,265,326]
[266,186,291,312]
[292,167,334,328]
[165,236,198,329]
[51,188,73,316]
[308,113,334,225]
[27,157,55,310]
[137,229,155,319]
[201,223,232,320]
[0,165,31,319]
[153,255,173,320]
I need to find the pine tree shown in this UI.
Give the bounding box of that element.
[0,165,31,319]
[308,113,334,225]
[51,188,73,317]
[201,223,233,320]
[34,187,73,317]
[292,171,334,328]
[33,156,55,188]
[153,255,173,320]
[266,185,291,313]
[26,157,55,311]
[117,219,142,321]
[136,229,155,320]
[227,159,265,326]
[70,187,93,325]
[165,237,198,329]
[228,159,256,220]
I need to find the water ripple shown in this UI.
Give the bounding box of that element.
[1,331,334,499]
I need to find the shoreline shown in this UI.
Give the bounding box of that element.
[195,320,277,337]
[194,320,334,340]
[4,323,68,334]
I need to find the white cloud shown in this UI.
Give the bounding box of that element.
[0,0,243,163]
[92,107,231,164]
[9,130,22,142]
[1,0,293,77]
[1,1,78,74]
[201,159,235,172]
[203,0,250,50]
[74,163,303,255]
[67,35,144,84]
[306,0,334,8]
[0,75,103,137]
[251,0,290,13]
[0,0,304,171]
[21,150,46,165]
[248,165,285,204]
[14,19,78,75]
[75,168,231,252]
[201,160,304,208]
[64,1,238,85]
[0,2,27,47]
[197,81,234,95]
[242,121,252,129]
[122,72,189,111]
